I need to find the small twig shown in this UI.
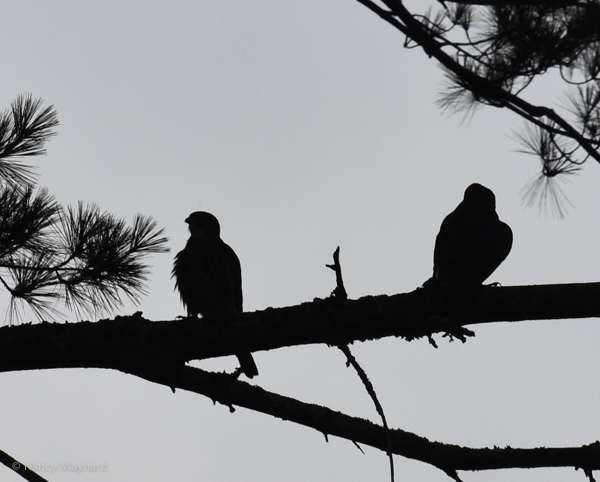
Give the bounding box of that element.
[338,344,395,482]
[444,468,465,482]
[326,246,348,301]
[584,468,597,482]
[352,441,365,454]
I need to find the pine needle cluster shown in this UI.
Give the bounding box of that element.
[379,0,600,215]
[436,0,598,214]
[0,95,169,322]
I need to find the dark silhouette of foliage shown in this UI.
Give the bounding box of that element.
[1,7,600,477]
[357,0,600,216]
[0,95,58,186]
[0,95,169,321]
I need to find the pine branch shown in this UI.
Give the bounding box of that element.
[1,284,599,476]
[131,363,600,475]
[0,282,599,373]
[359,0,600,162]
[0,94,58,186]
[0,197,169,320]
[355,0,600,213]
[0,185,59,258]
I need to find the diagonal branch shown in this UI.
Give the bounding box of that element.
[338,344,395,482]
[356,0,600,164]
[128,363,600,475]
[1,283,600,476]
[0,448,49,482]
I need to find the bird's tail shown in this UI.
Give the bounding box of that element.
[236,352,259,378]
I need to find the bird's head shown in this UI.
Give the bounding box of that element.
[463,183,496,211]
[185,211,221,238]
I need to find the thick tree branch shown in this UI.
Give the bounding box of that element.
[129,363,600,475]
[1,282,600,374]
[2,282,600,476]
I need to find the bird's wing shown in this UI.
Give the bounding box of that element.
[221,241,243,312]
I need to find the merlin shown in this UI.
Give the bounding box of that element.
[173,211,258,378]
[430,183,513,289]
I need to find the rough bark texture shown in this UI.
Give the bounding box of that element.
[1,283,599,374]
[135,364,600,474]
[2,282,600,477]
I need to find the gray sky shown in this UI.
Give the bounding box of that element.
[0,2,599,481]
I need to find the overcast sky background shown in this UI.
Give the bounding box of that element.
[1,1,599,481]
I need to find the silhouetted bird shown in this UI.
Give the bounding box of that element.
[172,211,258,378]
[429,183,512,289]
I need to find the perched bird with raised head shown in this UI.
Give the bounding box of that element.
[172,211,258,378]
[429,183,513,290]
